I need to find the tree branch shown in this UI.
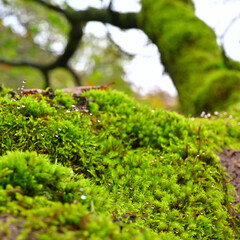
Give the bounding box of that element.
[75,8,139,29]
[51,27,83,68]
[41,70,50,89]
[106,28,135,57]
[219,13,240,43]
[0,59,44,69]
[31,0,139,29]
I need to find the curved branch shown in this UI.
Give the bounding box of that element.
[41,70,50,89]
[51,27,83,68]
[0,59,51,88]
[31,0,139,29]
[106,27,135,57]
[0,59,44,69]
[219,13,240,44]
[0,22,83,88]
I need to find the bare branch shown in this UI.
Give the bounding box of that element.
[76,8,139,29]
[219,13,240,43]
[0,59,44,69]
[51,27,83,68]
[106,27,135,58]
[108,0,113,11]
[41,70,50,89]
[0,59,51,88]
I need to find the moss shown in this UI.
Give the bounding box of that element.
[194,70,240,115]
[0,151,152,239]
[0,88,240,239]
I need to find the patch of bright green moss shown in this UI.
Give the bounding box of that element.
[0,88,240,239]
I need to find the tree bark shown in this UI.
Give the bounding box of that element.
[140,0,240,115]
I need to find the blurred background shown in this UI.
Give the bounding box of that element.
[0,0,239,110]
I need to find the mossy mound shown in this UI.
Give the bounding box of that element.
[0,88,240,239]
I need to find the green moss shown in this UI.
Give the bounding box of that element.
[53,90,76,109]
[0,88,240,239]
[0,151,153,239]
[194,70,240,115]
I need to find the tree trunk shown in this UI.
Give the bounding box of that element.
[140,0,240,115]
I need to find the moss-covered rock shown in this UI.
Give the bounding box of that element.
[0,88,240,239]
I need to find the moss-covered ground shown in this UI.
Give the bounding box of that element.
[0,87,240,239]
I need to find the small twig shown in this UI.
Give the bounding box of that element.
[219,13,240,44]
[22,82,115,96]
[108,0,113,11]
[5,189,24,195]
[106,27,135,58]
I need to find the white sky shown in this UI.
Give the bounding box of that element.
[3,0,240,96]
[194,0,240,62]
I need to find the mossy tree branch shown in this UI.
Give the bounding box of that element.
[140,0,240,115]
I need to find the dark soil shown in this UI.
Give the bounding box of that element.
[219,149,240,205]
